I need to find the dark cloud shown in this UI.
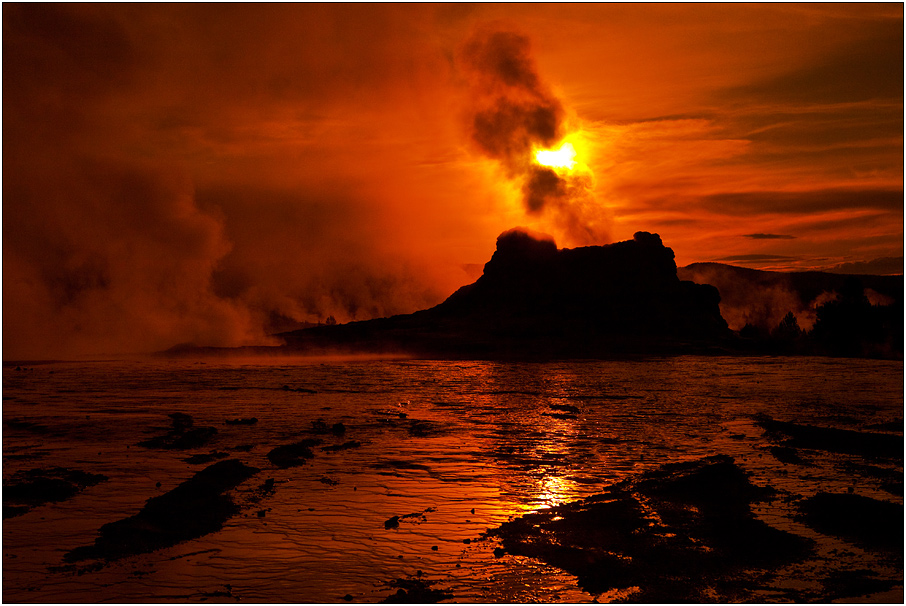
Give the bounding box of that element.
[784,212,891,235]
[462,30,565,173]
[722,19,903,106]
[707,16,903,191]
[732,105,902,150]
[744,233,796,240]
[523,166,567,212]
[463,30,544,92]
[711,105,903,192]
[471,101,564,169]
[716,254,798,263]
[698,188,903,216]
[3,4,136,94]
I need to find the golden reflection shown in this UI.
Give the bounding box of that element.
[465,363,594,516]
[534,473,580,508]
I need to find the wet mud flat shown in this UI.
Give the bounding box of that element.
[13,424,903,603]
[2,357,903,602]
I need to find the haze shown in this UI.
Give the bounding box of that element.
[3,4,902,359]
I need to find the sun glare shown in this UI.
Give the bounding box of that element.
[535,141,577,170]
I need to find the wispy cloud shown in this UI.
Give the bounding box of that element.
[743,233,796,240]
[716,254,798,263]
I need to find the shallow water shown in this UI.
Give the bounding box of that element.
[3,355,903,602]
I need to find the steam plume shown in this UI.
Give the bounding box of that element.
[461,29,608,246]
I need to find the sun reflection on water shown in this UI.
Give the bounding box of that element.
[534,473,580,509]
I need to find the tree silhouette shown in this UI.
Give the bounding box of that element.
[772,312,802,339]
[810,277,881,357]
[767,311,803,352]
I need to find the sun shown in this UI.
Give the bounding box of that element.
[534,141,577,170]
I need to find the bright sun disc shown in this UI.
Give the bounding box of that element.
[535,142,577,170]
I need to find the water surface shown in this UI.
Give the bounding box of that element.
[3,356,902,602]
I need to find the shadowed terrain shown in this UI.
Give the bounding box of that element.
[680,262,903,358]
[164,228,901,361]
[274,230,730,359]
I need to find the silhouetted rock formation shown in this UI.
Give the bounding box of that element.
[278,229,731,358]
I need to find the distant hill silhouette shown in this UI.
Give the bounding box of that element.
[679,262,903,358]
[276,229,731,358]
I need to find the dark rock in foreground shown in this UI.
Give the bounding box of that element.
[757,415,904,460]
[225,417,258,425]
[799,492,904,553]
[64,459,258,562]
[138,412,218,450]
[819,569,900,600]
[267,439,321,468]
[382,577,453,603]
[484,455,812,602]
[3,467,107,519]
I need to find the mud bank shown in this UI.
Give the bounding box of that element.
[756,415,903,460]
[381,577,454,603]
[3,467,107,519]
[485,455,811,602]
[3,357,901,603]
[137,412,218,450]
[267,438,321,468]
[799,492,904,552]
[64,459,258,562]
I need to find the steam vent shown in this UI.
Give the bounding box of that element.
[279,229,731,358]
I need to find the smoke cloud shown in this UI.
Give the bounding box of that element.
[460,29,608,246]
[678,265,815,331]
[3,154,260,358]
[1,4,474,359]
[674,263,905,334]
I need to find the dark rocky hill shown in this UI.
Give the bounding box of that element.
[277,229,732,359]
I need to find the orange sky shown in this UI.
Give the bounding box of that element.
[3,4,903,358]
